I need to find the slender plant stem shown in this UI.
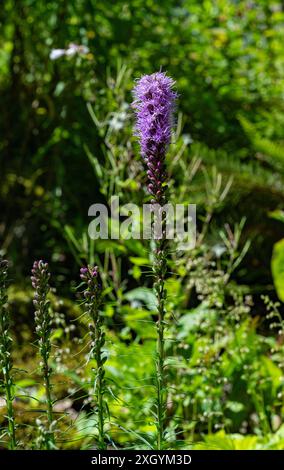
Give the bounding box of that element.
[43,361,55,447]
[31,260,55,449]
[5,383,16,450]
[0,259,16,450]
[153,208,168,450]
[0,315,16,450]
[97,357,105,449]
[40,326,55,448]
[92,307,106,450]
[156,286,165,450]
[80,266,106,450]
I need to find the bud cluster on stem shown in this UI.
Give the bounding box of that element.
[31,260,55,449]
[80,265,106,450]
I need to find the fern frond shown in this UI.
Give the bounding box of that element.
[239,115,284,169]
[191,142,284,198]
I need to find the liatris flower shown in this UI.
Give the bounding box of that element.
[133,72,177,450]
[31,260,55,449]
[132,71,177,204]
[80,266,106,450]
[0,258,16,449]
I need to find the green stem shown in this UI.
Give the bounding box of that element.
[82,267,106,450]
[43,362,55,448]
[156,301,165,450]
[0,264,16,450]
[92,305,106,449]
[153,222,167,450]
[97,365,105,450]
[2,354,16,450]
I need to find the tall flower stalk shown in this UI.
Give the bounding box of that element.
[31,260,55,449]
[80,266,106,450]
[133,72,177,449]
[0,258,16,450]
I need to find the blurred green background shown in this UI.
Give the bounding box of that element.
[1,0,284,288]
[1,0,284,449]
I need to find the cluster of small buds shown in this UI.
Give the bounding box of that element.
[0,258,9,273]
[80,265,99,282]
[132,72,177,204]
[80,265,106,449]
[0,258,9,305]
[0,259,11,371]
[80,266,102,315]
[80,266,104,357]
[153,248,168,283]
[31,260,52,351]
[31,260,55,448]
[31,260,50,290]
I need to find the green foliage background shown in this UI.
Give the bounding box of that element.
[1,0,284,449]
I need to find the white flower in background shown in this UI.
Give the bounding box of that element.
[50,49,66,60]
[50,43,89,60]
[109,103,129,131]
[65,43,89,56]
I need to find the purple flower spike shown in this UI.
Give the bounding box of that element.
[132,71,177,203]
